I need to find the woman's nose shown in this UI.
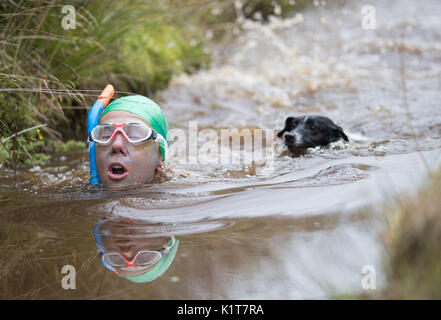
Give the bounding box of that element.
[110,133,128,156]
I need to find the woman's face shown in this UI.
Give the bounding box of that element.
[95,111,163,189]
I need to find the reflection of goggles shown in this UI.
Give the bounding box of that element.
[89,122,157,145]
[101,236,176,274]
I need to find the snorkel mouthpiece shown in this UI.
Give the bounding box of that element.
[87,84,114,185]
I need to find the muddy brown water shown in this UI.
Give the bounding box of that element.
[1,0,441,299]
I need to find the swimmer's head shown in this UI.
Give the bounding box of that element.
[94,95,168,189]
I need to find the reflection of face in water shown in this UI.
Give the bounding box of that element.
[93,218,179,283]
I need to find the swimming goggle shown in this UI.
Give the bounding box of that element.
[101,236,176,273]
[89,122,157,145]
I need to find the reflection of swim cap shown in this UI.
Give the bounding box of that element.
[124,238,179,283]
[99,95,169,162]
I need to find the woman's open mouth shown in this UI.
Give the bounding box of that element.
[107,162,129,180]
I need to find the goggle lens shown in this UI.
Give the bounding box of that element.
[103,253,128,268]
[133,251,162,266]
[93,125,115,142]
[123,124,151,143]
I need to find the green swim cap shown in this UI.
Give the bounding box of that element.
[124,238,179,283]
[99,95,169,161]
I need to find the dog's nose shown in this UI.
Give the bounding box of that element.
[284,133,295,144]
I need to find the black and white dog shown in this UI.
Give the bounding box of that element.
[277,115,349,153]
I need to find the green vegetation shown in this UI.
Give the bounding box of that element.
[0,0,209,167]
[379,168,441,299]
[0,134,86,167]
[335,167,441,300]
[0,0,308,167]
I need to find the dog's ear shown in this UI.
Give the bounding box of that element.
[277,117,294,138]
[337,126,349,141]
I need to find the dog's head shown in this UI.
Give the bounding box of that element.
[277,115,348,152]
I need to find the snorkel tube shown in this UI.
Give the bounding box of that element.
[87,84,114,184]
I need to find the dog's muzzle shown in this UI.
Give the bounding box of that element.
[284,133,296,145]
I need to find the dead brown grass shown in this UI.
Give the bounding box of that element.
[380,168,441,299]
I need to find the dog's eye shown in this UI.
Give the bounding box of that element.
[309,124,318,131]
